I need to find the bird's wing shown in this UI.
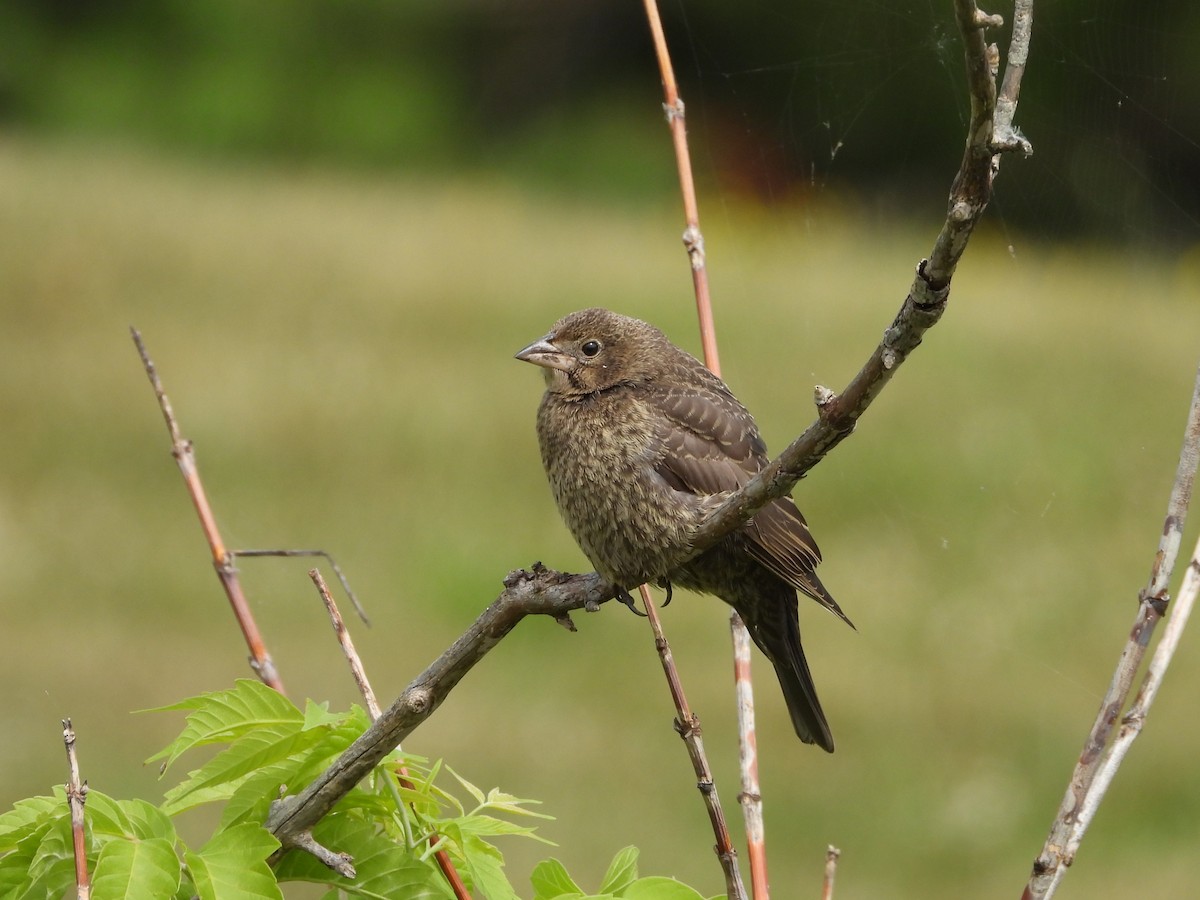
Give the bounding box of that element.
[652,384,852,627]
[652,384,766,495]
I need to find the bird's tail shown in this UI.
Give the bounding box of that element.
[740,589,835,753]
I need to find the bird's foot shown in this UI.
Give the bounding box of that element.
[616,588,648,617]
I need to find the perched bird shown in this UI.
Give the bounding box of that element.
[516,308,851,751]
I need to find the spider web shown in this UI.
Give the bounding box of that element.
[666,0,1199,247]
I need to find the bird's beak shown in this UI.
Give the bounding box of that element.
[515,337,573,372]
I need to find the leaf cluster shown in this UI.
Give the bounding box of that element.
[531,846,719,900]
[0,680,711,899]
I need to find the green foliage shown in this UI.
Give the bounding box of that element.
[0,681,710,899]
[529,848,718,900]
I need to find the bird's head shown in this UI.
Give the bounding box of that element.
[515,307,667,395]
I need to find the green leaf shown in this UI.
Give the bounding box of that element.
[220,718,393,830]
[184,823,281,900]
[446,813,552,845]
[530,857,584,899]
[162,725,325,815]
[599,846,639,894]
[120,798,178,843]
[6,812,77,900]
[301,699,343,730]
[0,806,69,898]
[622,877,708,900]
[146,679,303,773]
[25,813,75,885]
[273,814,453,899]
[480,788,554,820]
[91,837,181,899]
[0,793,61,851]
[460,834,517,900]
[219,760,300,830]
[175,865,197,899]
[79,790,135,838]
[445,765,486,807]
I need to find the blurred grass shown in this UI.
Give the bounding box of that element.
[1,134,1198,898]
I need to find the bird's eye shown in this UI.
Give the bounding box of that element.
[580,340,602,358]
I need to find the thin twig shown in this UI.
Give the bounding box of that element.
[311,569,380,718]
[1024,363,1200,900]
[641,0,720,374]
[131,328,285,692]
[1080,534,1200,831]
[994,0,1034,153]
[308,569,471,900]
[62,718,90,900]
[730,617,768,896]
[289,829,356,878]
[639,585,746,900]
[821,845,841,900]
[238,549,369,625]
[639,5,770,894]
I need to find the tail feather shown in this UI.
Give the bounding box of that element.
[739,589,834,752]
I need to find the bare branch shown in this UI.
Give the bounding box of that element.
[1024,363,1200,900]
[995,0,1034,152]
[1076,537,1200,844]
[131,329,285,692]
[821,845,841,900]
[62,718,90,900]
[312,569,380,719]
[289,829,357,878]
[267,565,615,845]
[639,585,747,899]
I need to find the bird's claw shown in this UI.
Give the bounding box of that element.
[662,581,673,607]
[616,588,647,616]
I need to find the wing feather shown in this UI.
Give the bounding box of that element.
[650,382,852,626]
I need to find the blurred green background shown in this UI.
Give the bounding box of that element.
[2,2,1200,898]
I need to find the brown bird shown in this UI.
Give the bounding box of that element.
[516,308,851,751]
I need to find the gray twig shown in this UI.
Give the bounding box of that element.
[239,549,369,625]
[311,568,380,718]
[1023,364,1200,900]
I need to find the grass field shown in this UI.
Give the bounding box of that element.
[2,134,1199,898]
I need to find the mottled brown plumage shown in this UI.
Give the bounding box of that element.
[516,308,850,751]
